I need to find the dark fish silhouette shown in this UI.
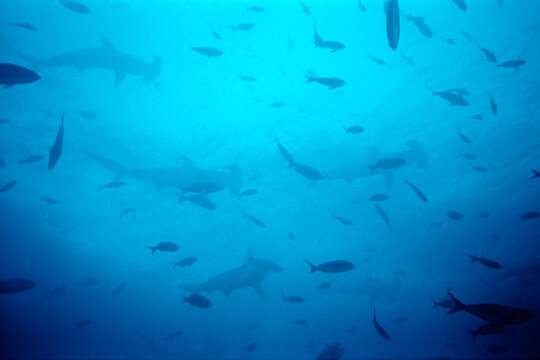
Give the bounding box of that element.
[99,180,125,190]
[319,281,332,290]
[316,343,344,360]
[293,319,308,325]
[238,75,256,82]
[183,294,213,308]
[230,23,255,31]
[18,155,44,164]
[402,14,432,38]
[243,211,266,228]
[466,254,503,269]
[306,75,346,89]
[330,212,353,226]
[314,25,345,52]
[164,330,183,340]
[472,165,488,173]
[0,180,16,193]
[112,282,126,298]
[456,127,471,144]
[479,46,497,63]
[530,169,540,180]
[447,292,534,325]
[48,283,67,298]
[367,54,386,65]
[369,193,389,202]
[178,193,216,210]
[344,125,364,134]
[367,157,406,174]
[374,204,392,229]
[238,188,258,197]
[404,179,428,202]
[489,94,498,116]
[400,51,415,65]
[358,1,367,12]
[0,63,40,87]
[461,152,476,160]
[0,278,35,294]
[520,211,539,220]
[385,0,400,50]
[117,207,135,219]
[450,0,467,11]
[430,88,469,106]
[48,112,64,170]
[305,259,355,273]
[247,5,265,13]
[147,242,179,254]
[292,161,323,180]
[41,196,59,205]
[447,211,463,220]
[373,307,392,341]
[211,28,222,40]
[282,293,305,303]
[299,1,311,15]
[275,138,295,165]
[190,46,223,57]
[0,118,9,125]
[0,157,6,168]
[9,22,38,31]
[174,256,198,268]
[497,58,526,70]
[60,0,91,14]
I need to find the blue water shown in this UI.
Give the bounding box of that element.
[1,0,540,359]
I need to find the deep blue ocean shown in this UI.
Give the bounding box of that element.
[1,0,540,359]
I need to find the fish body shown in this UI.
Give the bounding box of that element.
[402,14,432,38]
[48,283,67,297]
[314,25,345,52]
[373,308,392,341]
[367,158,406,174]
[9,22,38,31]
[147,241,179,254]
[239,188,258,197]
[0,278,35,294]
[456,127,471,144]
[0,180,16,192]
[431,89,469,106]
[292,161,323,180]
[117,207,135,219]
[306,75,345,89]
[404,179,428,202]
[164,330,183,340]
[450,0,467,11]
[385,0,400,50]
[178,193,216,210]
[374,204,392,228]
[243,211,266,228]
[48,112,64,170]
[0,63,40,87]
[99,180,125,189]
[60,0,91,14]
[184,294,212,308]
[367,54,386,65]
[305,259,355,273]
[447,211,463,220]
[299,1,311,15]
[316,343,344,360]
[230,23,255,31]
[190,46,223,57]
[466,254,503,269]
[497,59,526,69]
[275,139,295,165]
[530,170,540,179]
[468,323,507,341]
[520,211,539,220]
[344,125,364,134]
[331,212,353,226]
[479,46,497,63]
[174,256,198,267]
[283,293,305,303]
[369,194,389,202]
[489,94,498,115]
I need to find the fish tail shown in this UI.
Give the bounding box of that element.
[147,246,157,254]
[304,74,314,83]
[447,292,466,314]
[304,259,317,273]
[465,254,477,263]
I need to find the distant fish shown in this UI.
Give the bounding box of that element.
[471,113,484,120]
[385,0,400,50]
[269,101,285,108]
[447,211,463,220]
[305,74,346,89]
[211,27,222,40]
[174,256,198,268]
[288,232,295,241]
[369,193,389,202]
[373,307,392,341]
[299,1,311,15]
[48,112,64,170]
[147,241,179,254]
[404,178,428,202]
[282,293,305,303]
[319,281,332,290]
[275,138,295,165]
[238,75,256,82]
[429,88,469,106]
[59,0,92,14]
[41,196,59,205]
[330,211,353,226]
[456,127,471,144]
[472,165,488,173]
[242,211,266,228]
[367,158,406,174]
[316,343,344,360]
[190,46,223,57]
[344,125,364,134]
[183,294,213,308]
[112,282,126,298]
[19,155,44,164]
[489,94,498,116]
[497,58,526,70]
[0,63,40,88]
[117,207,135,219]
[99,180,126,190]
[468,323,507,341]
[374,204,392,229]
[358,1,367,12]
[466,254,503,270]
[75,320,92,328]
[247,5,265,13]
[305,259,355,273]
[520,211,539,220]
[178,193,216,210]
[0,180,16,193]
[450,0,467,11]
[314,25,345,52]
[292,161,323,180]
[238,188,258,197]
[479,46,497,63]
[530,169,540,180]
[400,51,415,65]
[164,330,183,340]
[293,319,308,325]
[402,14,433,38]
[0,278,35,294]
[230,23,255,31]
[9,22,38,31]
[367,54,386,65]
[462,31,473,43]
[244,342,258,352]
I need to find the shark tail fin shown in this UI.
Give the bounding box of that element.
[304,259,317,273]
[147,246,157,254]
[466,254,477,263]
[447,292,466,314]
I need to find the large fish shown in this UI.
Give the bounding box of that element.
[0,278,35,294]
[48,112,64,170]
[0,63,40,87]
[385,0,400,50]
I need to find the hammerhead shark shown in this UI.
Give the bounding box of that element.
[86,152,243,194]
[179,254,283,300]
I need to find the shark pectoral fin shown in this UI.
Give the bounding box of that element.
[253,284,264,300]
[114,71,126,87]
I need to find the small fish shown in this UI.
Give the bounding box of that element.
[293,319,308,325]
[305,75,346,89]
[41,196,58,205]
[304,259,355,273]
[190,46,223,57]
[373,307,391,341]
[164,330,183,340]
[497,58,526,70]
[520,211,539,220]
[299,1,311,15]
[112,282,126,298]
[242,211,266,228]
[269,101,285,108]
[404,179,428,202]
[9,22,38,31]
[456,127,471,144]
[385,0,400,50]
[447,211,463,220]
[462,31,473,43]
[466,254,503,270]
[117,207,135,219]
[238,75,256,82]
[99,180,125,190]
[313,25,345,52]
[0,180,16,193]
[147,241,179,254]
[402,14,433,38]
[288,232,295,241]
[174,256,198,268]
[400,51,415,65]
[344,125,364,134]
[75,320,92,329]
[292,161,323,180]
[367,158,406,174]
[178,193,216,210]
[530,169,540,180]
[472,165,488,173]
[374,205,392,229]
[238,188,258,197]
[367,54,386,65]
[0,63,40,88]
[211,28,222,40]
[183,294,213,308]
[282,293,305,303]
[247,5,265,13]
[330,211,353,226]
[369,193,389,202]
[18,155,44,164]
[244,342,258,352]
[0,278,35,294]
[430,88,469,106]
[479,46,497,63]
[230,23,255,31]
[450,0,467,11]
[48,112,64,170]
[358,1,367,12]
[60,0,92,14]
[275,138,295,165]
[489,94,498,116]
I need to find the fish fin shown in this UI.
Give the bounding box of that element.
[114,71,126,87]
[304,259,317,273]
[147,246,157,254]
[2,84,14,89]
[447,292,466,314]
[253,284,264,300]
[531,170,540,179]
[466,254,477,263]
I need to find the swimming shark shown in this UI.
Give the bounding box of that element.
[179,254,283,300]
[28,39,162,86]
[85,152,243,194]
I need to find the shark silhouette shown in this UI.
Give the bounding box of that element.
[86,152,243,194]
[179,254,283,300]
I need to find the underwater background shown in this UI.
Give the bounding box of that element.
[1,0,540,358]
